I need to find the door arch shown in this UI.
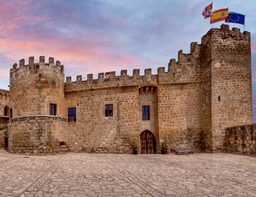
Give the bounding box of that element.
[140,130,156,154]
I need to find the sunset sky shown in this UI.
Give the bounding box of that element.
[0,0,256,121]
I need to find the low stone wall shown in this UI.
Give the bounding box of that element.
[223,124,256,155]
[163,128,210,153]
[0,124,7,149]
[8,116,68,154]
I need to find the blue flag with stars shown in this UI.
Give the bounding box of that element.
[225,12,245,25]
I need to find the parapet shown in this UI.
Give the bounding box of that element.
[0,89,9,100]
[201,24,250,44]
[65,34,205,91]
[10,56,64,74]
[65,68,160,91]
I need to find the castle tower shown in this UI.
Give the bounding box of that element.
[7,56,68,154]
[9,56,65,117]
[201,24,252,151]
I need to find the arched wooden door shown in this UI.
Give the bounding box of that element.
[140,130,156,154]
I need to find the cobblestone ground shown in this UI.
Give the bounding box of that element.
[0,150,256,197]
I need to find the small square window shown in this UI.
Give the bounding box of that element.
[142,106,150,120]
[105,104,113,117]
[68,108,76,122]
[50,104,56,115]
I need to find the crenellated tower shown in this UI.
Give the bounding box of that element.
[10,56,65,117]
[201,24,252,151]
[8,56,68,154]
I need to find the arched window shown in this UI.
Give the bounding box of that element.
[4,106,8,116]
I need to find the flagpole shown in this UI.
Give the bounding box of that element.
[211,1,213,28]
[226,7,229,27]
[244,15,245,31]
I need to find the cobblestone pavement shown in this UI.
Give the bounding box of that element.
[1,150,256,197]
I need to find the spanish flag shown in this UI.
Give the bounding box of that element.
[210,8,228,24]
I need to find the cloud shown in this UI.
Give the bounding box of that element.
[252,41,256,51]
[0,1,50,35]
[0,0,256,90]
[0,36,143,80]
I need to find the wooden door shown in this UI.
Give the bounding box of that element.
[140,130,156,154]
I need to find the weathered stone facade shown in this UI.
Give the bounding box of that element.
[224,124,256,155]
[0,89,9,149]
[8,116,67,154]
[0,24,253,154]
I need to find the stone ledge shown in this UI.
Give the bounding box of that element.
[9,115,67,123]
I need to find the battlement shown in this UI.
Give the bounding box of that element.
[65,58,201,92]
[10,56,64,74]
[0,89,9,100]
[65,40,203,92]
[65,68,159,89]
[202,24,250,44]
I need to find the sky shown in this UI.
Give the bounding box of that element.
[0,0,256,121]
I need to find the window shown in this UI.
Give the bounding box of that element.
[49,104,56,115]
[142,106,150,120]
[68,108,76,122]
[105,104,113,117]
[4,106,8,116]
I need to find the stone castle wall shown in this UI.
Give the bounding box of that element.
[65,86,141,153]
[64,45,204,153]
[0,89,9,149]
[64,24,251,153]
[224,124,256,155]
[0,124,7,149]
[64,30,204,153]
[0,89,10,117]
[8,116,67,154]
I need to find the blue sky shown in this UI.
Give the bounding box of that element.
[0,0,256,120]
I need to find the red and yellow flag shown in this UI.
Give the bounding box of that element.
[210,8,229,24]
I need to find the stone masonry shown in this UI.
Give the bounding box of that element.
[0,89,9,149]
[0,24,253,154]
[224,124,256,155]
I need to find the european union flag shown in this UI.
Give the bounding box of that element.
[225,12,245,25]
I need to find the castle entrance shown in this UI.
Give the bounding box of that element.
[140,130,156,154]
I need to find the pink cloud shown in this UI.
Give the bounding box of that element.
[0,36,143,81]
[0,1,49,35]
[0,66,9,79]
[252,41,256,51]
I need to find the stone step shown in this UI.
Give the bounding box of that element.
[59,145,69,153]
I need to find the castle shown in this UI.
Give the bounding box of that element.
[0,24,253,154]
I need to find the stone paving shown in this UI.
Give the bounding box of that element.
[1,150,256,197]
